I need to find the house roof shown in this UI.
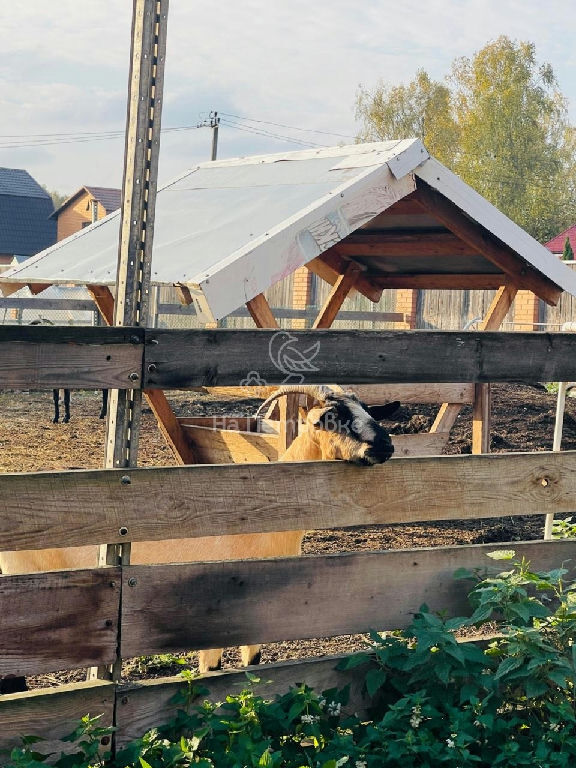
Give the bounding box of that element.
[0,168,56,256]
[2,139,575,321]
[545,225,576,255]
[50,186,121,219]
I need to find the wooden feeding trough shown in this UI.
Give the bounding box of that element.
[3,139,576,462]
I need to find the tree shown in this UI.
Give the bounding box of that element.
[449,36,576,242]
[562,236,574,261]
[355,69,459,166]
[355,37,576,242]
[42,185,69,211]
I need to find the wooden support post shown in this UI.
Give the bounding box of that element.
[432,285,518,445]
[245,293,300,452]
[312,262,361,329]
[90,0,169,688]
[472,382,491,454]
[246,293,280,329]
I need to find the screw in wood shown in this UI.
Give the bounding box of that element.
[128,577,138,587]
[129,372,140,381]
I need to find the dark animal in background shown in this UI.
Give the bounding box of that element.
[52,387,108,423]
[28,319,109,423]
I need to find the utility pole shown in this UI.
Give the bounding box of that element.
[90,0,169,692]
[198,110,220,160]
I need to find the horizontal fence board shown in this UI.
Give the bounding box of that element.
[116,654,368,747]
[392,432,449,457]
[144,329,576,387]
[1,451,574,552]
[182,424,279,463]
[0,568,120,676]
[0,680,114,754]
[121,540,576,657]
[350,382,475,404]
[0,326,143,389]
[2,326,576,388]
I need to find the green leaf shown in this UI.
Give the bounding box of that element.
[486,549,516,561]
[365,668,387,697]
[495,655,524,679]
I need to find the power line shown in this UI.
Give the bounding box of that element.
[219,118,326,148]
[219,112,357,141]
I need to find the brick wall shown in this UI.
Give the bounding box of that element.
[395,288,417,329]
[513,289,539,331]
[291,267,312,328]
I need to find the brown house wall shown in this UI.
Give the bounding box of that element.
[55,194,106,241]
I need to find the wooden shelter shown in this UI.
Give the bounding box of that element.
[2,139,576,461]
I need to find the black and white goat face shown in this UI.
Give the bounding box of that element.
[306,393,397,465]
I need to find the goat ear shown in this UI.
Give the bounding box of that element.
[367,401,401,421]
[308,404,335,429]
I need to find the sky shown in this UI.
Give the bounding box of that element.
[1,0,576,196]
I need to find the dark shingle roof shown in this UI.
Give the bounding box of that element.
[84,186,121,214]
[0,168,56,256]
[51,186,122,219]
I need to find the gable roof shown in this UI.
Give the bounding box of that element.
[50,185,121,219]
[0,168,56,256]
[2,139,575,321]
[545,225,576,255]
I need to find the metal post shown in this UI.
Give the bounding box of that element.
[211,111,220,161]
[91,0,169,686]
[105,0,169,472]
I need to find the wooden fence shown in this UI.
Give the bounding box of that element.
[2,326,576,753]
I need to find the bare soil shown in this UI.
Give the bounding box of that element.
[2,382,575,687]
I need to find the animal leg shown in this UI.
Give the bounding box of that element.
[99,389,109,419]
[198,648,224,673]
[241,644,261,666]
[52,389,60,423]
[62,389,71,423]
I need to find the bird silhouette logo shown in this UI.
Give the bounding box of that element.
[268,330,321,384]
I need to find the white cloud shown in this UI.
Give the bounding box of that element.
[1,0,575,191]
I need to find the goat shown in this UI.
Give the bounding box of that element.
[51,387,108,423]
[0,385,396,691]
[28,320,108,423]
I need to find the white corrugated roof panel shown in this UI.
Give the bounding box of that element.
[2,138,576,322]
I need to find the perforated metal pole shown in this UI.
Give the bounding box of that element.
[105,0,169,472]
[91,1,169,688]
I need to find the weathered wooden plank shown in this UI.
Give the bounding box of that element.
[195,383,474,405]
[392,433,449,457]
[116,655,369,747]
[0,680,114,754]
[0,569,120,676]
[0,326,143,389]
[0,297,96,311]
[121,540,576,657]
[182,425,279,463]
[350,383,475,404]
[143,329,576,387]
[1,451,575,552]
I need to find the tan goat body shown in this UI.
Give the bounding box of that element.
[0,386,395,690]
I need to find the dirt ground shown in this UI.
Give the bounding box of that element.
[2,382,575,686]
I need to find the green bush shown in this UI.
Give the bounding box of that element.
[5,552,576,767]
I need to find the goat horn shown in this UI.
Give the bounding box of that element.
[255,385,334,418]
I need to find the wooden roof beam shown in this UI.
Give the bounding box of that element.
[414,181,562,306]
[337,231,477,258]
[306,248,382,303]
[370,274,507,290]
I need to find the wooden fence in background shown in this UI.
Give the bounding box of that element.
[2,326,576,752]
